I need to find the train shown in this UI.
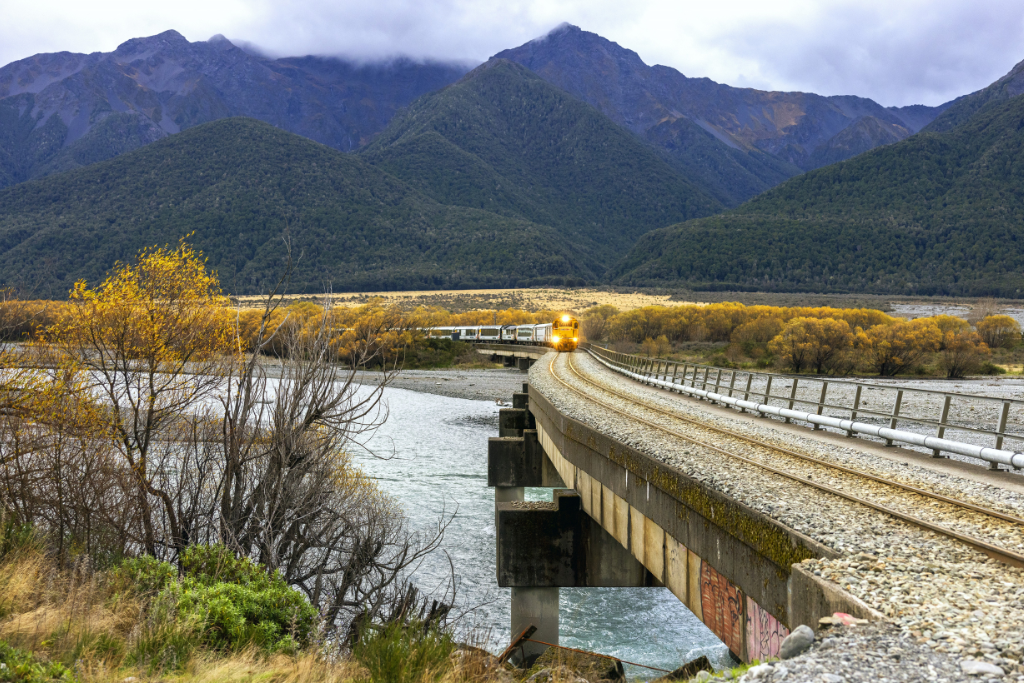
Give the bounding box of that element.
[425,315,580,351]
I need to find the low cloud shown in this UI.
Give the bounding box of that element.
[1,0,1021,107]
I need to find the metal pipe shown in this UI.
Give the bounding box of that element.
[588,352,1024,470]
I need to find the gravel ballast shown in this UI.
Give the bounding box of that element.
[529,352,1024,681]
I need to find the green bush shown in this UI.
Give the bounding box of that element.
[115,545,318,666]
[979,362,1008,375]
[0,641,74,683]
[110,555,177,595]
[353,622,455,683]
[400,339,471,369]
[0,520,42,562]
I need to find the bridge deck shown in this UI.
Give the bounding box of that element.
[527,351,1024,675]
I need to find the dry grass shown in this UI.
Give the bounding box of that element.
[0,551,141,667]
[0,549,505,683]
[231,288,704,314]
[160,651,366,683]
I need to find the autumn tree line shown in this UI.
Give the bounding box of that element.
[579,302,1022,378]
[4,288,1020,380]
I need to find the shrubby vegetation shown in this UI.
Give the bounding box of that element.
[579,301,1020,378]
[0,241,486,680]
[4,290,1019,380]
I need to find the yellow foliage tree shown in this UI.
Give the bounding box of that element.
[930,314,972,336]
[862,319,942,376]
[580,304,619,342]
[768,317,854,374]
[641,335,671,358]
[976,315,1021,349]
[731,316,784,346]
[46,240,233,554]
[939,330,990,378]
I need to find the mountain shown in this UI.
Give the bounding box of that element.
[495,25,950,203]
[358,59,722,271]
[924,58,1024,133]
[0,31,468,189]
[0,118,594,295]
[610,88,1024,297]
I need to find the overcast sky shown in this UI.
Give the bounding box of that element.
[2,0,1022,107]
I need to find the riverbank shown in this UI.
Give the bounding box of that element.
[355,367,530,402]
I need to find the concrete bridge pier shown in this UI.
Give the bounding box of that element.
[511,587,559,662]
[489,385,658,665]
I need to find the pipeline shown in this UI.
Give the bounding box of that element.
[588,352,1024,470]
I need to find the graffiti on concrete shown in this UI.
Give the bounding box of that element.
[745,596,789,661]
[699,561,744,657]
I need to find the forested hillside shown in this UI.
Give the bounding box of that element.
[612,91,1024,297]
[495,24,946,200]
[359,59,722,268]
[0,118,592,295]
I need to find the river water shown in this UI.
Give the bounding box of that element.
[355,385,731,677]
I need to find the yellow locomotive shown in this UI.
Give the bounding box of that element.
[551,315,580,352]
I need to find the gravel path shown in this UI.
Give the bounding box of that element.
[530,352,1024,680]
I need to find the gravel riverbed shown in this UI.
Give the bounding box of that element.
[354,367,529,402]
[531,352,1024,681]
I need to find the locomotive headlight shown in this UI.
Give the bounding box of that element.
[572,337,578,342]
[552,335,560,343]
[561,315,570,322]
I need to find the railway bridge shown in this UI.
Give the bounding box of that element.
[489,347,1024,674]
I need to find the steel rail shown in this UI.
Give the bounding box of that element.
[546,353,1024,568]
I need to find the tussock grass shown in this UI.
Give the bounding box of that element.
[0,541,508,683]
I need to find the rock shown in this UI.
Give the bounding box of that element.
[525,668,552,683]
[451,645,514,683]
[821,675,843,683]
[740,663,773,680]
[695,673,712,683]
[531,647,625,683]
[650,655,712,682]
[830,612,868,626]
[959,659,1005,676]
[780,625,815,659]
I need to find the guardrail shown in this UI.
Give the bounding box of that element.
[584,344,1024,471]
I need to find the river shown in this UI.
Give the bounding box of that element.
[354,384,732,677]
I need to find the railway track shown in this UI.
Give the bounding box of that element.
[546,351,1024,568]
